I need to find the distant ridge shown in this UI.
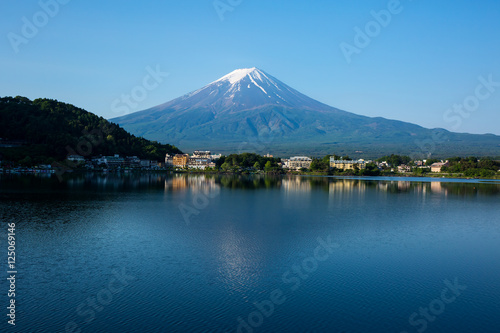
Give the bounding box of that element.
[111,68,500,157]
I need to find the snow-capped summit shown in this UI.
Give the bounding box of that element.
[111,67,481,157]
[162,67,331,112]
[213,67,259,84]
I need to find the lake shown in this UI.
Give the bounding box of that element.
[1,173,499,332]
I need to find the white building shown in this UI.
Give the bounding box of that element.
[286,156,312,170]
[330,158,367,170]
[165,154,174,166]
[186,150,220,169]
[188,157,215,170]
[192,151,212,158]
[430,161,449,172]
[67,155,85,163]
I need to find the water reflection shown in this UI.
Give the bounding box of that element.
[1,173,499,197]
[1,173,499,333]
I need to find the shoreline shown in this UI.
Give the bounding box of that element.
[1,168,499,181]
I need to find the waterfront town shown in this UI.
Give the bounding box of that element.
[2,147,496,177]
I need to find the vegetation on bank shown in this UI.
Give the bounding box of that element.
[201,153,500,179]
[215,153,282,173]
[441,156,499,178]
[307,155,382,176]
[0,96,181,166]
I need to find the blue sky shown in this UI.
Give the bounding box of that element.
[1,0,499,134]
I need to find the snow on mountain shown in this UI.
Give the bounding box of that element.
[151,67,333,113]
[213,68,258,84]
[110,68,500,156]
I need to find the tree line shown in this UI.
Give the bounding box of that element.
[216,153,281,172]
[0,96,182,166]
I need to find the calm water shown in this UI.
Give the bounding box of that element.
[1,173,499,333]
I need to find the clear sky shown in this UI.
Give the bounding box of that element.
[1,0,499,134]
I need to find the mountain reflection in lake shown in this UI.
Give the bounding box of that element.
[1,173,499,333]
[2,173,497,196]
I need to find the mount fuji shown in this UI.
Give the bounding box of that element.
[111,68,500,157]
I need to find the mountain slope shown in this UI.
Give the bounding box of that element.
[0,96,182,164]
[111,68,500,157]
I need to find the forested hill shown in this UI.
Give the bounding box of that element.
[0,96,182,164]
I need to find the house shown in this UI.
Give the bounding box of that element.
[173,154,190,168]
[287,156,312,170]
[165,154,174,167]
[281,159,290,168]
[192,151,212,159]
[210,153,222,160]
[92,154,126,168]
[126,156,141,168]
[67,155,85,163]
[378,161,390,169]
[398,165,411,173]
[92,156,107,166]
[330,158,367,170]
[106,155,125,168]
[188,157,213,170]
[184,150,220,169]
[430,162,449,172]
[140,160,154,168]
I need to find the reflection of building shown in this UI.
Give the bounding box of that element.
[171,176,188,190]
[173,154,190,167]
[398,181,410,191]
[431,181,443,193]
[329,179,368,196]
[330,158,366,170]
[164,174,220,193]
[282,177,311,192]
[285,156,312,170]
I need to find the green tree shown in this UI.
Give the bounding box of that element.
[253,161,261,170]
[425,158,440,166]
[264,161,273,172]
[0,96,182,163]
[19,156,33,166]
[322,155,333,164]
[361,163,381,176]
[478,158,496,171]
[311,157,329,172]
[377,154,411,166]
